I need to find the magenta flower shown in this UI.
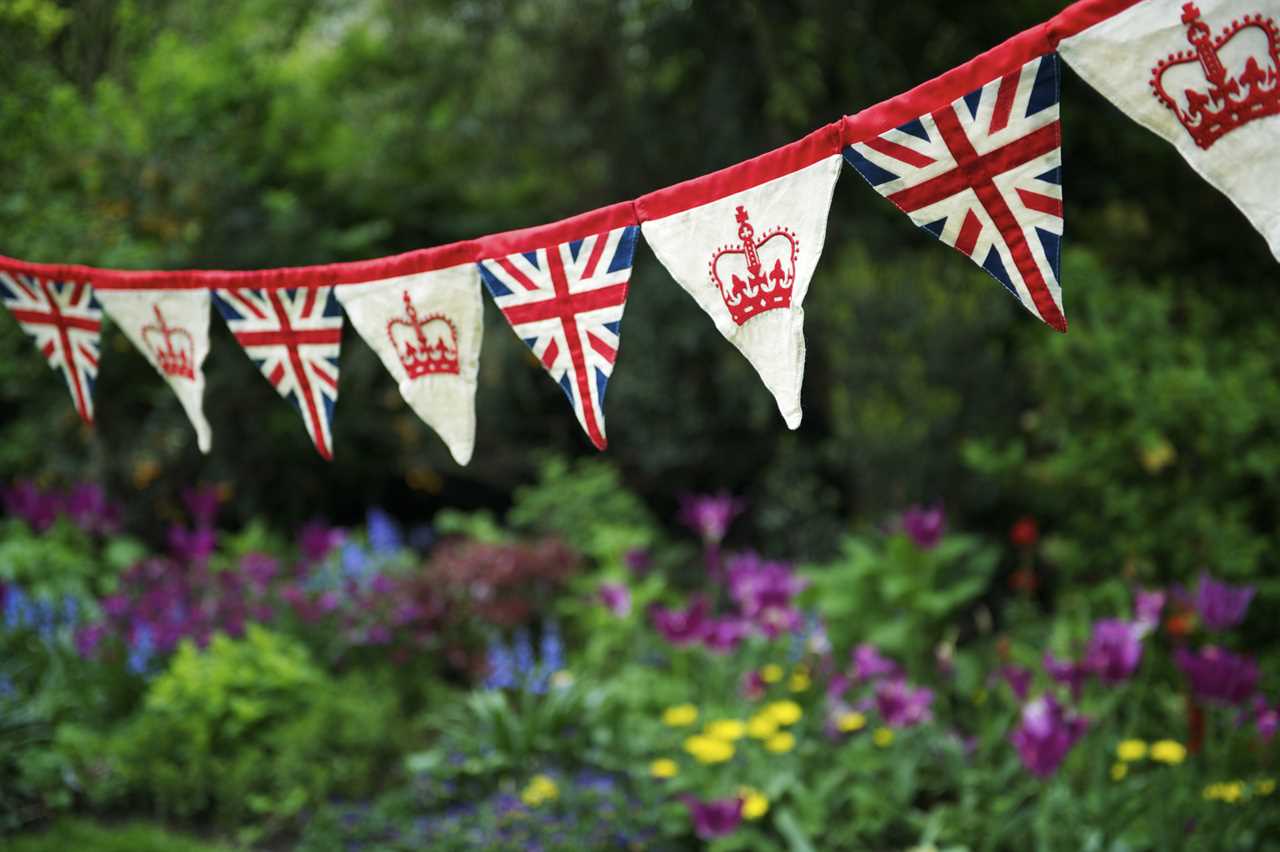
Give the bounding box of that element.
[682,796,742,839]
[853,642,901,682]
[63,483,121,535]
[741,669,766,700]
[679,493,742,543]
[725,552,806,638]
[1010,693,1088,777]
[901,504,945,550]
[1043,652,1088,700]
[1175,645,1258,706]
[649,598,710,647]
[1194,573,1254,632]
[240,553,279,587]
[168,525,216,565]
[875,678,934,728]
[181,485,220,528]
[1084,619,1144,683]
[2,481,61,532]
[1252,696,1278,742]
[598,582,632,617]
[298,521,344,564]
[1133,588,1166,632]
[623,548,651,577]
[1000,666,1033,701]
[701,616,751,654]
[73,623,107,658]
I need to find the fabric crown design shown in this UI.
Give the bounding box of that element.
[708,206,798,326]
[1150,3,1280,150]
[386,290,460,378]
[141,305,196,380]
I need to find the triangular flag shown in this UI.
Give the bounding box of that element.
[844,53,1067,331]
[96,289,213,452]
[213,286,344,460]
[1058,0,1280,263]
[478,225,638,450]
[638,126,843,428]
[0,268,102,424]
[335,264,483,465]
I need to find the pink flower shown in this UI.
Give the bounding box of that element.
[875,678,933,728]
[901,504,945,550]
[649,598,710,647]
[1194,573,1254,632]
[1251,696,1278,742]
[1043,652,1088,700]
[725,552,805,638]
[1175,645,1258,706]
[679,493,742,544]
[1084,619,1144,683]
[1000,666,1033,701]
[741,669,766,700]
[598,582,632,617]
[682,796,742,839]
[1133,588,1166,633]
[701,616,751,654]
[853,643,901,681]
[1011,693,1088,777]
[298,521,344,564]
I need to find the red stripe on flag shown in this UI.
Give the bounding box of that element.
[1016,188,1063,218]
[7,309,101,333]
[539,337,560,369]
[268,362,286,386]
[226,289,267,320]
[233,328,342,348]
[587,332,616,364]
[268,289,332,459]
[545,249,607,450]
[863,135,936,168]
[301,286,317,317]
[497,257,541,292]
[40,340,56,359]
[39,280,90,423]
[78,345,98,369]
[953,209,983,257]
[499,282,629,326]
[580,233,609,279]
[10,274,38,300]
[311,362,338,389]
[988,70,1022,134]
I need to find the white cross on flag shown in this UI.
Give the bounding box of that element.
[336,264,483,466]
[1059,0,1280,262]
[0,269,102,424]
[96,289,214,452]
[638,124,844,429]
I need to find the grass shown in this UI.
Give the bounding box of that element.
[6,818,237,852]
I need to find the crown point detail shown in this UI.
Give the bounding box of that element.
[386,291,460,379]
[708,206,799,326]
[142,304,196,381]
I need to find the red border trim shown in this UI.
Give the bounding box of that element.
[843,0,1144,145]
[635,122,842,222]
[0,0,1143,291]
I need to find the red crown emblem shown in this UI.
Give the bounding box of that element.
[1150,3,1280,150]
[386,291,460,379]
[141,305,195,380]
[708,206,798,326]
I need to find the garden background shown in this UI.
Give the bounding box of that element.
[1,0,1277,849]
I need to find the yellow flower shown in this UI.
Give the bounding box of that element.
[1203,781,1245,803]
[765,700,803,726]
[521,774,559,807]
[873,727,894,748]
[1110,762,1128,781]
[1256,778,1276,796]
[740,787,769,820]
[550,670,574,689]
[760,663,784,683]
[1150,739,1187,765]
[663,703,699,727]
[1116,739,1148,762]
[649,758,679,779]
[789,671,812,693]
[747,713,779,739]
[684,735,734,764]
[705,719,746,741]
[836,711,867,733]
[765,731,796,753]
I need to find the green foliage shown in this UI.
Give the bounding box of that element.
[0,519,142,602]
[801,530,998,668]
[966,250,1280,587]
[5,818,236,852]
[66,627,400,835]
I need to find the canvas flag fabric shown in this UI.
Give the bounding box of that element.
[213,286,344,460]
[478,224,638,450]
[844,54,1067,331]
[638,124,844,429]
[335,264,483,466]
[0,269,102,424]
[96,289,213,452]
[1058,0,1280,261]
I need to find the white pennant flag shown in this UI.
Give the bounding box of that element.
[96,288,213,452]
[639,127,843,428]
[335,264,483,465]
[1058,0,1280,260]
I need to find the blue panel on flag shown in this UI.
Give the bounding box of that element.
[895,118,930,142]
[557,372,574,403]
[1036,227,1062,279]
[607,226,639,274]
[962,88,982,119]
[477,264,513,298]
[568,238,584,260]
[603,321,621,336]
[1036,166,1061,185]
[595,367,608,407]
[1026,55,1059,117]
[521,251,541,269]
[921,218,947,239]
[843,147,898,187]
[981,247,1017,295]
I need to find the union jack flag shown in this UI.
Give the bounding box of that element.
[844,54,1066,331]
[0,271,102,423]
[213,286,344,459]
[478,226,638,450]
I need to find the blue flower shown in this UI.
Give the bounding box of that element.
[341,542,369,582]
[366,508,403,555]
[513,628,536,678]
[128,625,155,674]
[484,638,517,690]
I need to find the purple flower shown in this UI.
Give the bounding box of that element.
[240,553,279,587]
[598,583,631,617]
[874,679,934,727]
[649,598,710,647]
[679,493,742,544]
[681,796,742,839]
[1175,645,1259,706]
[852,643,901,682]
[63,483,120,535]
[1043,652,1088,700]
[1252,696,1278,742]
[901,504,945,550]
[1133,588,1166,632]
[168,525,216,565]
[74,623,106,658]
[1084,619,1144,683]
[1194,573,1254,632]
[725,552,806,638]
[182,485,220,528]
[701,616,751,654]
[741,669,766,700]
[367,508,403,554]
[1000,666,1033,701]
[2,481,61,532]
[1010,693,1088,777]
[623,548,651,577]
[298,521,344,564]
